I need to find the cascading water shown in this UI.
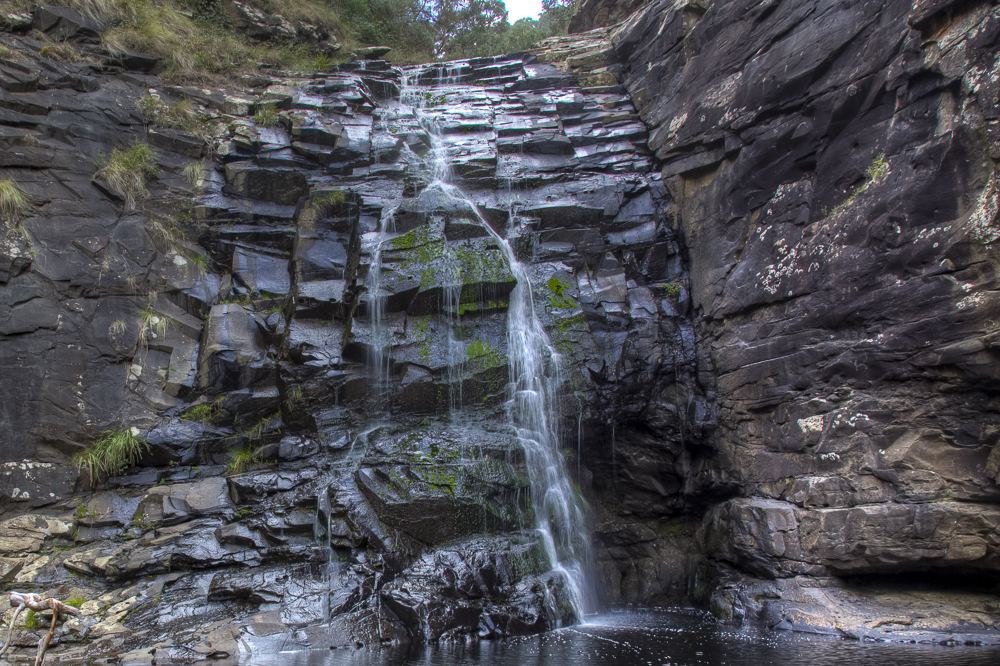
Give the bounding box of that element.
[392,69,598,619]
[363,205,398,411]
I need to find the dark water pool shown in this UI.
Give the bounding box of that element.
[237,608,1000,666]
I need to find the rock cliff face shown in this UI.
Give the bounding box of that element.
[2,0,1000,660]
[564,0,1000,641]
[0,5,709,660]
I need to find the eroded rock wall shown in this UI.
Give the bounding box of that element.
[570,0,1000,639]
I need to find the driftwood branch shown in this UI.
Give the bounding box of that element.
[0,592,82,666]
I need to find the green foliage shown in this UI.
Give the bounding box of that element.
[547,275,575,309]
[465,339,503,370]
[225,446,262,475]
[0,45,12,59]
[49,0,338,82]
[315,189,346,207]
[73,428,150,485]
[253,103,280,128]
[23,609,38,629]
[188,251,211,274]
[821,152,890,218]
[285,385,304,409]
[139,95,211,136]
[235,508,253,518]
[0,179,28,229]
[866,152,888,183]
[65,597,86,608]
[95,141,159,210]
[183,397,224,424]
[48,0,575,78]
[244,413,277,441]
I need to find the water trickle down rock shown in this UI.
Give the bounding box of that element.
[0,28,699,655]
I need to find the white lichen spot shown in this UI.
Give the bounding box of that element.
[797,415,824,433]
[966,175,1000,243]
[958,292,987,310]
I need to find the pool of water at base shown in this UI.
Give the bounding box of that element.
[235,608,1000,666]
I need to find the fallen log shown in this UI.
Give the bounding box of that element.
[0,592,83,666]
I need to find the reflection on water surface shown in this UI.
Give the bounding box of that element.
[233,608,1000,666]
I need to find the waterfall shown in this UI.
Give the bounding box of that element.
[394,68,598,619]
[364,205,398,412]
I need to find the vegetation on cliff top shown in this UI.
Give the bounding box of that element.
[3,0,578,82]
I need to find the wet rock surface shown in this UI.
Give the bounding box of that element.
[0,14,697,660]
[2,0,1000,660]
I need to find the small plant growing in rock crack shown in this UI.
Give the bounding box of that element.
[95,141,159,210]
[23,609,39,630]
[73,428,150,485]
[188,251,211,275]
[65,597,86,609]
[0,178,29,234]
[136,305,169,347]
[315,190,345,207]
[137,95,209,135]
[285,385,303,409]
[866,152,889,183]
[244,413,277,441]
[0,46,12,59]
[39,41,82,62]
[225,446,262,475]
[108,319,128,336]
[183,397,224,424]
[235,508,253,519]
[253,103,280,128]
[182,160,203,189]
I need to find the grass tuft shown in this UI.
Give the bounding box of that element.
[183,397,224,424]
[39,41,83,61]
[253,104,280,128]
[182,159,203,188]
[137,304,169,347]
[108,318,127,335]
[73,428,150,485]
[225,446,262,475]
[95,141,159,210]
[0,179,29,229]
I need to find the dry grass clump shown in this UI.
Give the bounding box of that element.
[94,141,159,209]
[49,0,340,83]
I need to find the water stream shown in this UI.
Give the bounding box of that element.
[392,68,598,618]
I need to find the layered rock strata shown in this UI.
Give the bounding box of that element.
[0,6,698,659]
[559,0,1000,642]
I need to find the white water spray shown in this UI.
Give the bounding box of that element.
[395,65,597,618]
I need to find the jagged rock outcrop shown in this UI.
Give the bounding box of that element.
[563,0,1000,641]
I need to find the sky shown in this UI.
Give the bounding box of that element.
[503,0,542,21]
